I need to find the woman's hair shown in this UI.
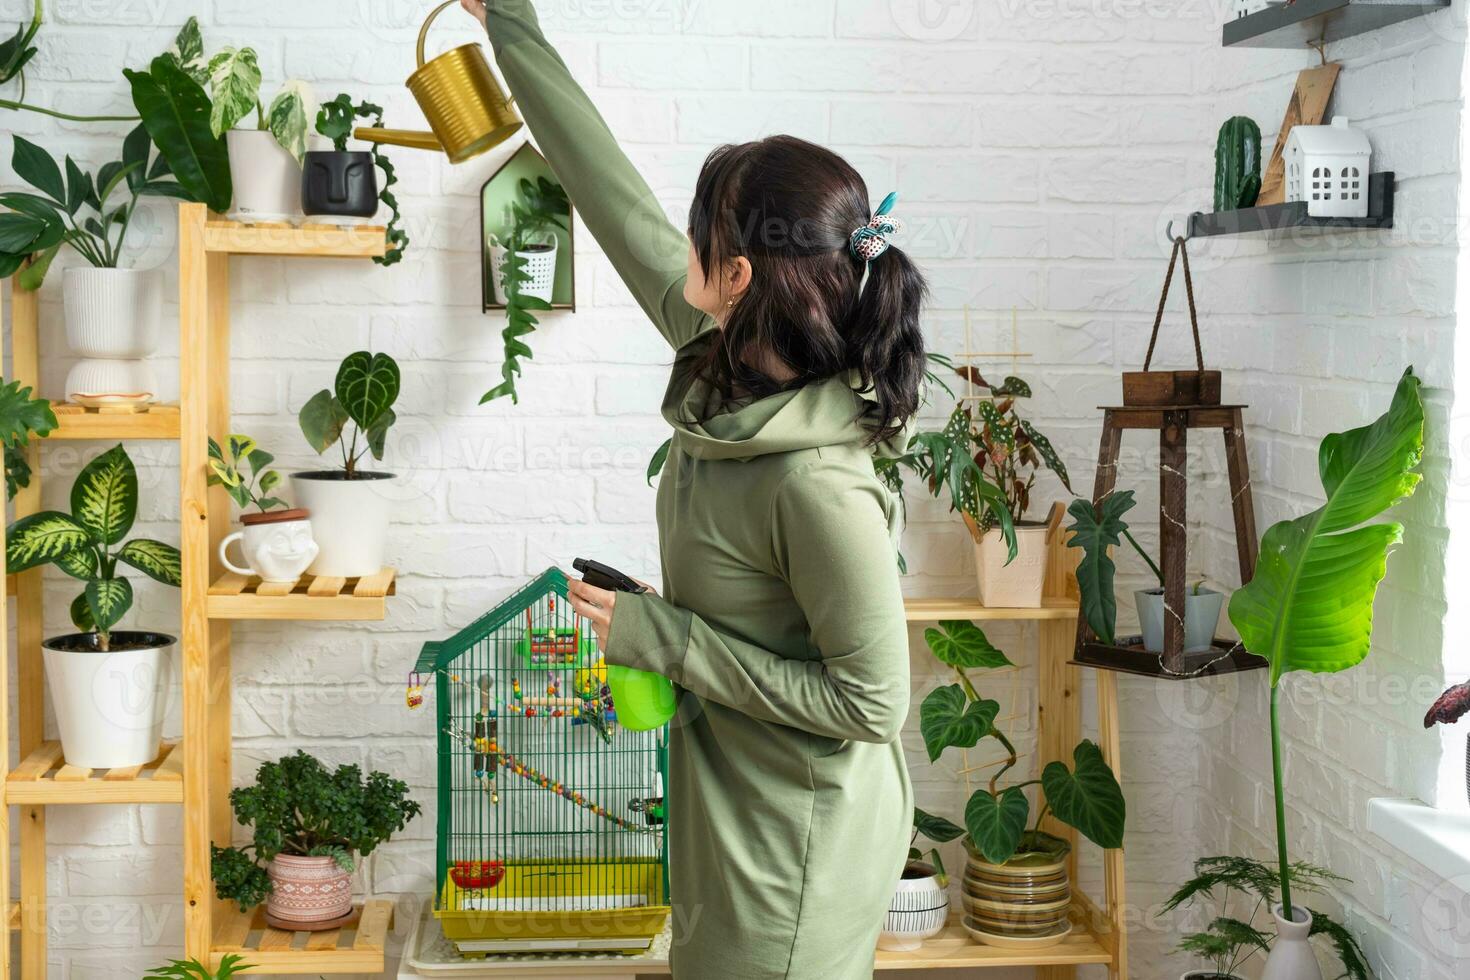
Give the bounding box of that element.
[686,135,927,445]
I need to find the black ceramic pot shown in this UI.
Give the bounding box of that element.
[301,150,378,218]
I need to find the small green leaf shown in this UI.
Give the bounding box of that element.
[924,620,1012,670]
[86,577,133,635]
[364,407,395,462]
[69,591,95,632]
[11,136,66,203]
[258,469,281,494]
[913,807,965,844]
[647,438,672,487]
[920,684,999,762]
[1041,740,1126,850]
[63,156,91,215]
[1021,419,1071,492]
[965,786,1029,865]
[299,390,348,454]
[71,444,138,545]
[266,82,311,162]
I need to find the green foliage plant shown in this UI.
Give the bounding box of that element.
[0,378,56,500]
[299,351,400,479]
[210,751,421,911]
[0,0,139,124]
[4,444,181,649]
[207,434,286,513]
[144,954,252,979]
[1063,489,1165,646]
[315,93,407,266]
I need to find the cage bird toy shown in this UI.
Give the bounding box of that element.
[413,568,670,956]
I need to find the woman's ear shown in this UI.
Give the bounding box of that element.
[727,255,753,301]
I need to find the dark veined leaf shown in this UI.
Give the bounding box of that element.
[1040,740,1126,850]
[6,511,90,571]
[11,136,65,203]
[85,577,133,635]
[913,806,965,844]
[1065,491,1137,645]
[647,438,672,487]
[117,539,182,587]
[69,591,95,633]
[975,400,1014,451]
[924,619,1012,670]
[335,351,401,431]
[299,390,348,455]
[55,546,98,581]
[1020,419,1071,492]
[920,684,999,762]
[124,55,232,212]
[71,444,138,546]
[964,786,1029,865]
[0,190,64,222]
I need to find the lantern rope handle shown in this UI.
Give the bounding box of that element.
[1143,236,1205,373]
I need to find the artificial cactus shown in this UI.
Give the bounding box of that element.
[1213,116,1262,212]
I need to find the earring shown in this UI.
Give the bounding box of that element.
[726,299,734,309]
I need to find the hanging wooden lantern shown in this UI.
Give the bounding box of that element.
[1073,237,1268,678]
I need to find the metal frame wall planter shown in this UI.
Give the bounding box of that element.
[481,142,577,313]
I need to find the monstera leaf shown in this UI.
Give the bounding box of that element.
[965,786,1029,865]
[920,684,999,762]
[924,619,1012,670]
[1065,490,1138,645]
[1229,368,1424,686]
[335,351,400,431]
[1041,740,1126,850]
[71,444,138,546]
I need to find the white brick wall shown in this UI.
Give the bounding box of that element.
[1,0,1465,977]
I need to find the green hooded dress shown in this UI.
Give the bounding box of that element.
[485,5,913,977]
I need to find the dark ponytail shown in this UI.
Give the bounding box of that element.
[686,136,927,445]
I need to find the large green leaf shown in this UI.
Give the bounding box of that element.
[6,511,90,571]
[299,390,348,455]
[56,546,99,581]
[1041,740,1126,850]
[335,352,400,431]
[11,136,65,203]
[206,47,262,137]
[920,684,999,762]
[71,444,138,545]
[965,786,1029,865]
[1229,368,1424,686]
[117,539,181,587]
[924,619,1012,669]
[0,212,46,252]
[0,379,56,503]
[1065,491,1137,645]
[125,55,232,213]
[86,577,133,635]
[913,807,965,844]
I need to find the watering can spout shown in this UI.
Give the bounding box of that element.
[355,127,455,154]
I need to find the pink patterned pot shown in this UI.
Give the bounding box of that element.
[267,854,353,925]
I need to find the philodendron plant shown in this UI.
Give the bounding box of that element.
[299,351,400,478]
[0,378,56,501]
[1064,489,1164,645]
[1229,367,1423,914]
[912,620,1126,865]
[5,444,181,649]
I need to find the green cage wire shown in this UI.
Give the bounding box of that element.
[413,568,670,951]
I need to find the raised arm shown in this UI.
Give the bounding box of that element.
[475,0,712,350]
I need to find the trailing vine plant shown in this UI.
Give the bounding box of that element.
[316,93,408,266]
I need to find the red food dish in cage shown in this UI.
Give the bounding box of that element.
[450,860,505,890]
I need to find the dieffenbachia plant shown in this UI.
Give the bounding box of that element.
[299,351,400,479]
[913,620,1125,865]
[5,444,181,649]
[1228,367,1424,913]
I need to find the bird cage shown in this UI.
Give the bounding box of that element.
[413,568,670,956]
[1285,116,1371,218]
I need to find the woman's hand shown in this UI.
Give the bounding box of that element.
[460,0,488,28]
[566,578,658,653]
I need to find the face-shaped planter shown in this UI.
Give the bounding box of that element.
[219,509,319,583]
[301,150,379,219]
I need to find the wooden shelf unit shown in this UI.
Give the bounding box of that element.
[0,207,394,977]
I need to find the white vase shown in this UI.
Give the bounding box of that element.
[1261,905,1323,980]
[218,510,319,583]
[42,631,174,769]
[490,241,558,305]
[227,129,303,222]
[290,472,395,578]
[1135,587,1225,654]
[974,523,1049,608]
[63,267,160,357]
[878,864,949,952]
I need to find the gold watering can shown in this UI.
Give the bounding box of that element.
[355,0,523,164]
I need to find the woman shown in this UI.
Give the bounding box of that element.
[462,2,923,976]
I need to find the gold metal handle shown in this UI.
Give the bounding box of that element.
[417,0,459,69]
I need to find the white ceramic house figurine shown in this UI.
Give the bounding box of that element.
[1285,116,1372,219]
[1232,0,1273,18]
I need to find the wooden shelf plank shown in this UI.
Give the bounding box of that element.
[874,913,1111,970]
[207,568,396,621]
[48,403,181,441]
[203,219,386,258]
[903,596,1078,623]
[212,900,392,975]
[1223,0,1449,48]
[6,741,184,805]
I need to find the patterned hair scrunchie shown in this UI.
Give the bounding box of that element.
[849,191,902,262]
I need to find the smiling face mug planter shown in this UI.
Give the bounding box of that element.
[218,509,319,583]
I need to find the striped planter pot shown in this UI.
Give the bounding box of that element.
[878,863,949,952]
[267,854,353,925]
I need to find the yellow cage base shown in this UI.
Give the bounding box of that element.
[437,861,669,954]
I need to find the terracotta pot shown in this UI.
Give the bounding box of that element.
[1261,904,1322,980]
[973,523,1049,608]
[267,854,353,925]
[878,861,949,952]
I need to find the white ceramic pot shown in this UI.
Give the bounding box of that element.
[974,523,1049,608]
[490,241,558,305]
[290,472,395,578]
[267,854,353,925]
[62,267,160,357]
[227,129,304,222]
[878,863,949,952]
[1261,905,1323,980]
[42,631,174,769]
[219,509,319,583]
[1135,587,1225,654]
[63,358,157,406]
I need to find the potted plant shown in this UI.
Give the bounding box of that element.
[1424,681,1470,805]
[294,351,400,578]
[303,93,408,265]
[1228,368,1422,978]
[0,378,56,500]
[4,444,181,768]
[210,751,420,928]
[1065,489,1224,654]
[914,620,1125,948]
[878,810,954,952]
[209,434,318,584]
[0,129,184,406]
[1161,856,1371,980]
[144,955,251,979]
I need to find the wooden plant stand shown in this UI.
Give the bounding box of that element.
[0,205,396,977]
